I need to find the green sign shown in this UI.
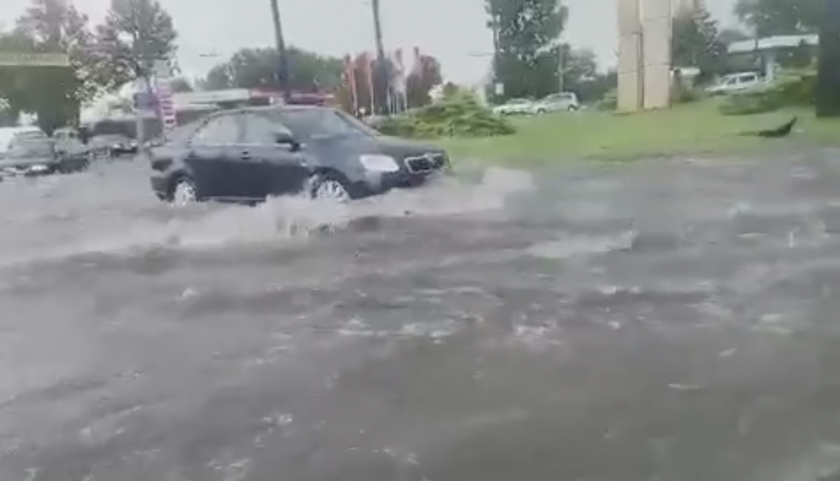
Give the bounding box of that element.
[0,52,70,67]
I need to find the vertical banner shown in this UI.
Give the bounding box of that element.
[362,52,375,114]
[343,54,358,112]
[153,60,177,132]
[391,48,407,112]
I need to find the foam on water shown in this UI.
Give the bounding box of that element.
[0,166,534,267]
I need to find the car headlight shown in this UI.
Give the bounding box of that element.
[359,154,399,172]
[28,165,48,172]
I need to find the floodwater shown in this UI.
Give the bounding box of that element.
[3,152,840,480]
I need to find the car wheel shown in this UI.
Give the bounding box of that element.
[568,105,578,111]
[171,177,200,206]
[310,173,351,202]
[536,108,546,114]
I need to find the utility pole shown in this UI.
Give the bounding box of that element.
[557,43,564,93]
[370,0,388,114]
[269,0,291,104]
[816,0,840,117]
[556,10,564,93]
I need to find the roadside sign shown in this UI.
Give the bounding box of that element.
[494,82,504,95]
[0,52,70,67]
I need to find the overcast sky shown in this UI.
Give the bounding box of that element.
[3,0,739,84]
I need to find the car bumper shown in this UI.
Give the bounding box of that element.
[150,174,169,200]
[354,169,446,197]
[0,163,58,177]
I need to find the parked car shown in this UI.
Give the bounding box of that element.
[147,105,450,205]
[0,137,89,177]
[87,133,138,158]
[0,126,47,155]
[705,72,763,96]
[531,92,580,113]
[492,98,536,116]
[52,127,87,157]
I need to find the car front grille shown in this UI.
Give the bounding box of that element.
[404,153,446,174]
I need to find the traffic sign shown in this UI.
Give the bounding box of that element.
[0,52,70,67]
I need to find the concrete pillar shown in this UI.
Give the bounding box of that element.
[641,0,672,109]
[617,0,643,112]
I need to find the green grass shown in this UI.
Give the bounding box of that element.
[439,101,840,163]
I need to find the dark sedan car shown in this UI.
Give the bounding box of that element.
[0,138,89,177]
[147,106,449,205]
[87,134,138,158]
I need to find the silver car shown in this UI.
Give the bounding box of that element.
[531,92,580,114]
[492,98,536,116]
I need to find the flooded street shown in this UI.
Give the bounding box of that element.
[3,151,840,480]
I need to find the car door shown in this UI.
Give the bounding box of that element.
[239,113,310,198]
[185,113,243,200]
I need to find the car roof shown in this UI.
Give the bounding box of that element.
[208,105,331,117]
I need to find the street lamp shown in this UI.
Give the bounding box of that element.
[269,0,291,103]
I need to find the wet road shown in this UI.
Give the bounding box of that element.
[3,152,840,480]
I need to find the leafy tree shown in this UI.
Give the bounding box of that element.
[0,0,100,132]
[733,0,821,37]
[169,76,192,92]
[93,0,178,91]
[202,47,343,92]
[671,8,727,82]
[405,54,442,107]
[486,0,566,99]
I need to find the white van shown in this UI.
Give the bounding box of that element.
[0,126,47,155]
[705,72,763,96]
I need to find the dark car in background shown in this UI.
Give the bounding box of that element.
[147,105,449,205]
[0,137,89,177]
[87,133,138,159]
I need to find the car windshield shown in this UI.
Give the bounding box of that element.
[92,135,128,143]
[3,138,54,158]
[266,108,378,139]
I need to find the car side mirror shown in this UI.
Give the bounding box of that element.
[274,130,300,151]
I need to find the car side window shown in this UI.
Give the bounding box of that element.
[191,115,240,144]
[241,114,293,144]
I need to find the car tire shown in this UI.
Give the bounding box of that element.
[309,172,352,203]
[170,176,201,206]
[568,105,578,111]
[536,108,546,114]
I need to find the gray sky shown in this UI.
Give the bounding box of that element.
[3,0,738,84]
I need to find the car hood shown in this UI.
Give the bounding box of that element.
[308,134,443,156]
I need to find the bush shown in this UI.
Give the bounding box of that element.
[596,89,617,111]
[376,93,515,138]
[719,69,816,115]
[719,87,779,115]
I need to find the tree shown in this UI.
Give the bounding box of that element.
[560,47,615,102]
[169,76,192,92]
[671,8,727,82]
[202,47,343,93]
[93,0,178,91]
[486,0,566,99]
[405,54,442,107]
[0,0,101,132]
[733,0,821,37]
